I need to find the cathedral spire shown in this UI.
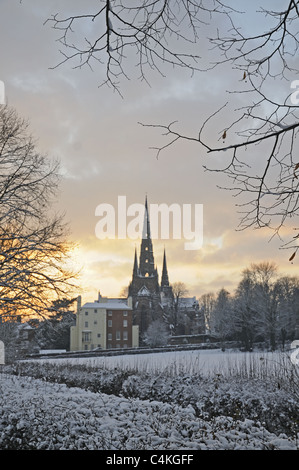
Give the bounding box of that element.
[142,195,151,240]
[161,248,170,287]
[139,195,155,277]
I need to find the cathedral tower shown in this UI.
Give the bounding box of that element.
[128,196,163,337]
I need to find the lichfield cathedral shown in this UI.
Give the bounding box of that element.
[128,197,205,339]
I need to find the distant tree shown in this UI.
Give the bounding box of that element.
[166,282,189,335]
[35,298,76,351]
[119,286,128,298]
[210,288,232,342]
[199,292,215,334]
[172,282,189,308]
[233,272,257,351]
[240,262,279,350]
[143,319,169,348]
[275,276,299,342]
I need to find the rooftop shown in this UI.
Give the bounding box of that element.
[82,299,131,310]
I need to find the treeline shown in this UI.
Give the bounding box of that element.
[199,261,299,351]
[0,299,76,361]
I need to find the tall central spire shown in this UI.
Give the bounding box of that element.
[142,195,151,240]
[139,196,155,277]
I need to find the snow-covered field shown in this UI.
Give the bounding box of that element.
[1,349,298,450]
[35,348,293,377]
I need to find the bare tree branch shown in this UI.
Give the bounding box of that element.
[0,106,77,320]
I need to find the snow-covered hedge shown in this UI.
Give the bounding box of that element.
[0,374,297,450]
[5,354,299,441]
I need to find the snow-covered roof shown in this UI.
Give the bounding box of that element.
[179,297,198,306]
[82,299,131,310]
[16,322,33,330]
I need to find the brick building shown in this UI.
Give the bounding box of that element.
[70,294,139,351]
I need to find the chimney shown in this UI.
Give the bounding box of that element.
[77,295,82,313]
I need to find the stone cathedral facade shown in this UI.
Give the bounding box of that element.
[128,197,204,339]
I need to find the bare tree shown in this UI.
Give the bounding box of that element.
[166,281,189,335]
[143,3,299,258]
[239,262,279,350]
[210,288,232,341]
[45,0,228,96]
[199,292,215,333]
[0,105,76,320]
[44,2,299,256]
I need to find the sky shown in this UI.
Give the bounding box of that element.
[0,0,298,302]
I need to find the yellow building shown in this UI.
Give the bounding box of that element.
[70,293,139,351]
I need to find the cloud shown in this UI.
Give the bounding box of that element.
[1,0,297,303]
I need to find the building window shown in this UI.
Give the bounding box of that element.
[108,310,112,316]
[123,331,128,340]
[116,344,120,349]
[94,320,97,325]
[97,333,101,338]
[116,330,121,340]
[82,332,91,342]
[94,309,97,313]
[123,319,128,327]
[108,319,112,327]
[108,333,112,340]
[85,321,88,328]
[85,311,88,316]
[123,311,128,316]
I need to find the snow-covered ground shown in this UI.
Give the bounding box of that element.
[36,348,293,377]
[1,349,298,450]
